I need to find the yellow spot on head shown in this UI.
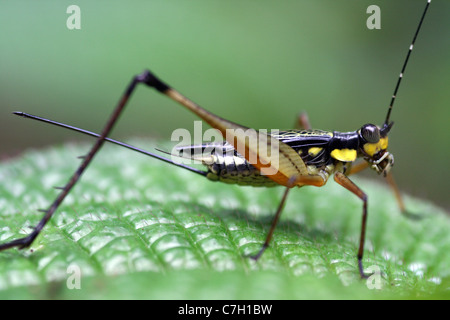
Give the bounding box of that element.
[330,148,357,162]
[363,137,389,156]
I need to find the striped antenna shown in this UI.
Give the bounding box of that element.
[384,0,431,125]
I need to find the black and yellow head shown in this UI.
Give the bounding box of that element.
[358,122,394,176]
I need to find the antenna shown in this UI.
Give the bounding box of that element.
[12,111,207,177]
[384,0,431,125]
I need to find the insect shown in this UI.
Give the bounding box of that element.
[0,1,431,278]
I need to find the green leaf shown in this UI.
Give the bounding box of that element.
[0,140,449,299]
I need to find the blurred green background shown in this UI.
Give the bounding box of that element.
[0,0,449,210]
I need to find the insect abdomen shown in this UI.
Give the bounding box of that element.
[205,153,278,187]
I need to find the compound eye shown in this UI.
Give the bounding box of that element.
[361,124,380,143]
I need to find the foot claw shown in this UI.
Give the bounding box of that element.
[244,244,268,262]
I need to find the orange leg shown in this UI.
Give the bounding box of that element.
[249,173,325,260]
[348,162,420,219]
[385,172,422,220]
[347,161,369,176]
[334,172,369,278]
[385,172,405,212]
[249,186,292,260]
